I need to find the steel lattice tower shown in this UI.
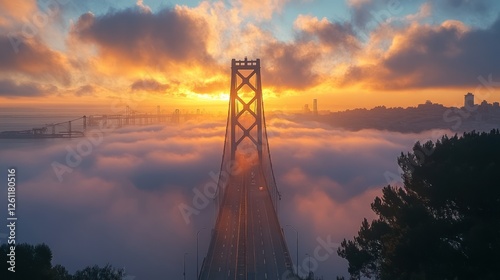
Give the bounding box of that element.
[229,58,263,162]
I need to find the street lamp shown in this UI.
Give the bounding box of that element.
[183,253,188,280]
[286,225,299,275]
[197,228,207,279]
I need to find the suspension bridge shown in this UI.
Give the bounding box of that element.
[0,107,201,139]
[198,58,296,280]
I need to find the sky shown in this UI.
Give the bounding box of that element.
[0,116,453,279]
[1,0,500,112]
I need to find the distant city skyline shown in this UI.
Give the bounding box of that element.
[1,90,495,116]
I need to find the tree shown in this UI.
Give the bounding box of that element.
[1,243,124,280]
[34,243,54,279]
[73,264,124,280]
[1,243,54,280]
[52,264,72,280]
[338,130,500,280]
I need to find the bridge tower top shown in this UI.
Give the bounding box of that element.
[229,58,263,162]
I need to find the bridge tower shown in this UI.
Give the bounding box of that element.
[229,58,263,162]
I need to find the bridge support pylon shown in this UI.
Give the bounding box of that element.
[229,58,263,162]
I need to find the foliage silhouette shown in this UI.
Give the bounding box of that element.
[72,264,124,280]
[1,243,124,280]
[338,130,500,280]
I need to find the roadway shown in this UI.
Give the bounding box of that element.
[199,165,293,280]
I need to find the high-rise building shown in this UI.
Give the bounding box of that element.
[465,92,474,108]
[313,99,318,115]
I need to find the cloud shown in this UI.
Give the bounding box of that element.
[348,0,383,29]
[342,16,500,89]
[68,2,334,94]
[233,0,289,21]
[0,0,499,102]
[136,0,152,13]
[263,41,320,90]
[0,115,454,278]
[130,79,170,92]
[0,0,37,27]
[75,84,96,96]
[66,4,235,98]
[347,0,371,7]
[71,7,216,73]
[405,2,432,22]
[0,119,227,278]
[295,15,360,54]
[0,79,56,97]
[191,79,227,95]
[0,35,71,85]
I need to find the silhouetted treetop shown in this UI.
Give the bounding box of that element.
[1,243,124,280]
[338,129,500,280]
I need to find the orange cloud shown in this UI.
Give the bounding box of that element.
[340,17,500,90]
[67,6,238,100]
[0,0,37,23]
[70,8,219,77]
[234,0,289,20]
[0,36,70,85]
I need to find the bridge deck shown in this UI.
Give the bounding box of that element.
[199,166,293,280]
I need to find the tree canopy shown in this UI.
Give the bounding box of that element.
[1,243,124,280]
[338,130,500,280]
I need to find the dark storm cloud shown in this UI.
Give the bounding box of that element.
[343,16,500,89]
[0,79,56,97]
[72,7,214,67]
[0,35,70,85]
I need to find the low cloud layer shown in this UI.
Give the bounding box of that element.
[0,117,452,278]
